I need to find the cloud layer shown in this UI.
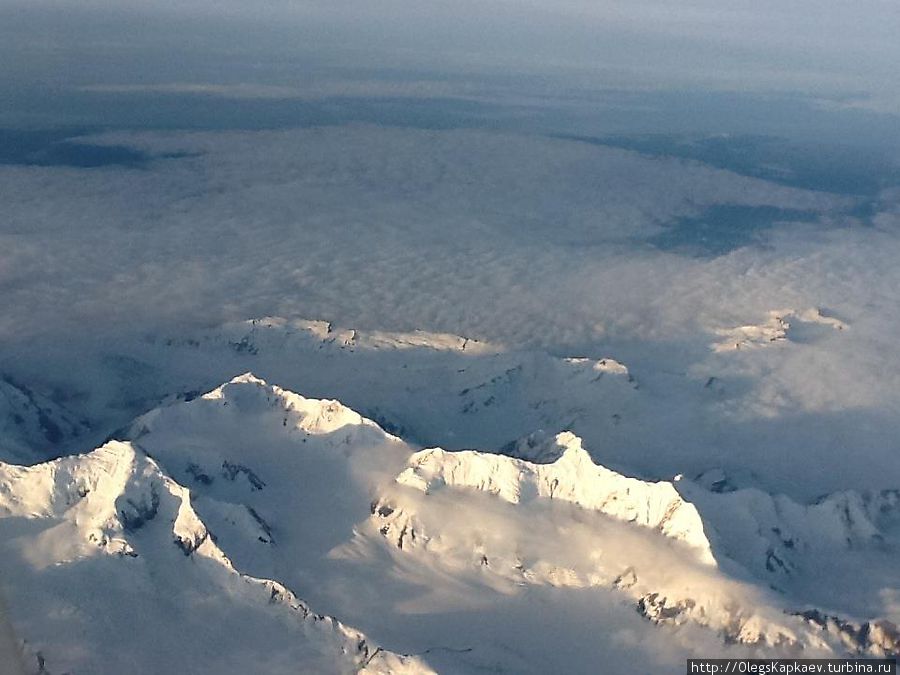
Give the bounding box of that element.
[4,1,900,116]
[0,126,849,345]
[3,125,900,496]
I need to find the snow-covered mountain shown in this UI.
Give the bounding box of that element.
[1,373,895,673]
[0,422,429,673]
[5,312,880,499]
[374,429,899,655]
[3,317,634,461]
[153,316,639,454]
[712,308,847,352]
[392,431,716,563]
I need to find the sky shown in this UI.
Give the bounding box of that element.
[1,0,899,147]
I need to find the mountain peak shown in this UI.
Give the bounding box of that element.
[395,433,715,565]
[502,429,585,464]
[0,429,430,674]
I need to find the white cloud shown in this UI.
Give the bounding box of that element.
[3,125,900,497]
[0,126,849,348]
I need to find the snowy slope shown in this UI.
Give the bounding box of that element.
[395,431,715,563]
[374,430,900,656]
[152,316,640,457]
[0,315,632,458]
[4,311,881,502]
[0,433,430,674]
[2,374,896,673]
[153,314,886,500]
